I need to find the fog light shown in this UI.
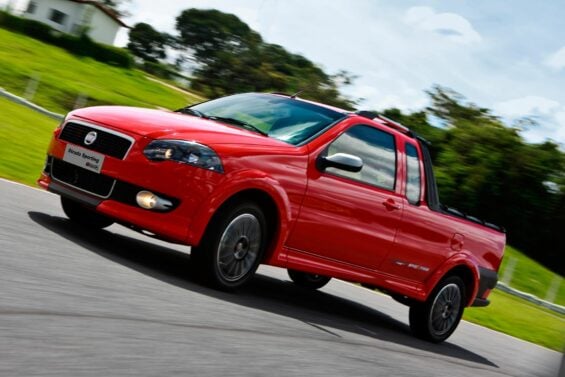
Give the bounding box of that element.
[136,190,157,209]
[136,191,173,211]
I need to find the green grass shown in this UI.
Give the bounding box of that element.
[0,96,58,185]
[0,27,201,114]
[464,289,565,352]
[499,245,565,306]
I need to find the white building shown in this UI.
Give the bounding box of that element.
[22,0,127,45]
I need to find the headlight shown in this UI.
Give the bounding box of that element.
[143,140,224,173]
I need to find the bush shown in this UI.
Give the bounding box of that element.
[0,11,133,68]
[57,34,134,67]
[0,10,52,40]
[141,61,174,79]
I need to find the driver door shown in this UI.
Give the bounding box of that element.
[286,124,403,271]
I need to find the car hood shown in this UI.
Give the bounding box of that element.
[70,106,292,148]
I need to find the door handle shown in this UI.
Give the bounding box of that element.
[382,199,400,211]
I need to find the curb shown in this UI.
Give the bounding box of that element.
[496,282,565,315]
[0,87,64,120]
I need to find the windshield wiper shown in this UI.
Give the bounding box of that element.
[175,107,206,118]
[208,116,268,136]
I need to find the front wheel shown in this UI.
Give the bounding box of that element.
[61,197,114,229]
[409,276,466,343]
[288,269,331,290]
[191,202,267,291]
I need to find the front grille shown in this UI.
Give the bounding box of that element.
[51,158,115,197]
[59,122,132,159]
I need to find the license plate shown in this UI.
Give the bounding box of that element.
[63,144,105,173]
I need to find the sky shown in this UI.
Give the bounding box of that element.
[4,0,565,145]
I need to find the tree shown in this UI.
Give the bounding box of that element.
[176,8,262,64]
[426,85,495,122]
[385,87,565,274]
[174,8,356,108]
[127,23,166,62]
[99,0,130,18]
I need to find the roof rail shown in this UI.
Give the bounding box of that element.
[355,111,414,137]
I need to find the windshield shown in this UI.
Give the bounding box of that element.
[187,93,346,145]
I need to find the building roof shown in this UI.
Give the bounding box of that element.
[69,0,129,28]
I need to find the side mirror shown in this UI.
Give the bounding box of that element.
[318,153,363,173]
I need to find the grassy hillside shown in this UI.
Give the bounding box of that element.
[0,96,58,185]
[0,27,200,114]
[499,246,564,306]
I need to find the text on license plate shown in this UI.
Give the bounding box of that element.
[63,144,105,173]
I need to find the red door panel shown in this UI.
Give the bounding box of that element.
[286,124,403,270]
[286,174,403,270]
[384,203,452,282]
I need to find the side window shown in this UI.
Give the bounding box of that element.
[49,9,67,25]
[405,143,421,204]
[326,125,396,190]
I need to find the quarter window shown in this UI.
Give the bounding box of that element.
[49,9,67,25]
[405,143,421,204]
[326,125,396,190]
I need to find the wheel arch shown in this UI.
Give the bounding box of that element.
[188,175,292,266]
[424,254,480,307]
[443,265,476,307]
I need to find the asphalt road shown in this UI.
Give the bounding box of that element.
[0,179,562,377]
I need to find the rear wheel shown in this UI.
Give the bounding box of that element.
[288,269,331,290]
[409,276,466,343]
[61,197,114,229]
[191,202,267,291]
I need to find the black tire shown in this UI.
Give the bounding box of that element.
[191,201,268,291]
[409,276,466,343]
[288,269,331,290]
[61,197,114,229]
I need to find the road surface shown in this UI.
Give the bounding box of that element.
[0,179,562,376]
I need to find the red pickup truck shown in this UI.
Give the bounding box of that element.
[38,93,505,342]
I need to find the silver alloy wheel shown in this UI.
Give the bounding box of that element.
[428,283,462,336]
[216,213,262,282]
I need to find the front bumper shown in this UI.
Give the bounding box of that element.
[38,119,223,244]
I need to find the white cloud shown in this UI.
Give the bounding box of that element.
[553,111,565,141]
[495,96,565,145]
[404,6,482,44]
[495,96,560,117]
[544,46,565,70]
[520,118,565,145]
